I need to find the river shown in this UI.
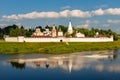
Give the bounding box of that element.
[0,49,120,80]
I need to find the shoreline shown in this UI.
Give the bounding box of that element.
[0,41,120,54]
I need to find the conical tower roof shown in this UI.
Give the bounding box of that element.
[68,20,73,34]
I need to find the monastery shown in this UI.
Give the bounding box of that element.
[5,21,113,42]
[31,21,85,38]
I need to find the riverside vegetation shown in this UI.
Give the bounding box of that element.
[0,40,120,54]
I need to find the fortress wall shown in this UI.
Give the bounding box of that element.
[67,37,113,42]
[5,37,18,42]
[5,36,113,42]
[24,38,61,42]
[24,37,113,42]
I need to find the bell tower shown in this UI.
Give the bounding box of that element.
[68,20,73,34]
[52,24,57,37]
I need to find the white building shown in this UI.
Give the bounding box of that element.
[32,27,44,36]
[58,28,63,37]
[76,32,85,38]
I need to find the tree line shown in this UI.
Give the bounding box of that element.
[0,24,119,40]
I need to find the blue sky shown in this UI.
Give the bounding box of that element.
[0,0,120,33]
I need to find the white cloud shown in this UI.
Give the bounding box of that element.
[61,6,71,10]
[92,8,104,16]
[107,20,120,24]
[2,10,91,20]
[59,10,70,18]
[103,24,110,27]
[3,11,60,19]
[76,20,99,28]
[92,20,99,24]
[76,23,89,29]
[104,8,120,15]
[15,23,21,26]
[70,10,91,18]
[59,10,91,18]
[2,8,120,20]
[3,14,19,19]
[92,8,120,16]
[0,23,8,27]
[85,20,99,24]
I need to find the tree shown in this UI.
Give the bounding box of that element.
[58,25,67,34]
[3,24,19,35]
[71,28,76,37]
[0,28,3,39]
[113,32,119,40]
[9,28,20,37]
[65,32,71,37]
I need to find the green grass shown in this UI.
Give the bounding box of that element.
[0,40,4,42]
[0,41,120,54]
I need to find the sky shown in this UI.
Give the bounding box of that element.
[0,0,120,33]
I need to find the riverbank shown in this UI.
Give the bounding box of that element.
[0,41,120,54]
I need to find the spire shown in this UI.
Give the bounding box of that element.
[52,24,56,30]
[68,20,73,34]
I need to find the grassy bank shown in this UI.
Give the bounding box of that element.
[0,40,4,42]
[0,41,120,54]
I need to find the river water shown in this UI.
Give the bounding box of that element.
[0,49,120,80]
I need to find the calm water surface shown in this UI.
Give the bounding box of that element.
[0,49,120,80]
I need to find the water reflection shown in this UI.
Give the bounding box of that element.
[10,61,25,69]
[0,50,120,80]
[7,50,117,73]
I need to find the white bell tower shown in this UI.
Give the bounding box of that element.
[68,20,73,34]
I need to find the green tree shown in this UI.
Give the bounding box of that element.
[71,28,76,37]
[58,25,67,34]
[9,28,20,37]
[3,24,19,35]
[112,32,119,40]
[0,28,3,39]
[65,32,71,37]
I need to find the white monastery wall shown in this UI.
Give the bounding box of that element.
[4,36,113,42]
[24,38,60,42]
[5,37,18,42]
[66,37,113,42]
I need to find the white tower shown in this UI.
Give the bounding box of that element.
[52,25,57,37]
[68,20,73,34]
[68,59,72,73]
